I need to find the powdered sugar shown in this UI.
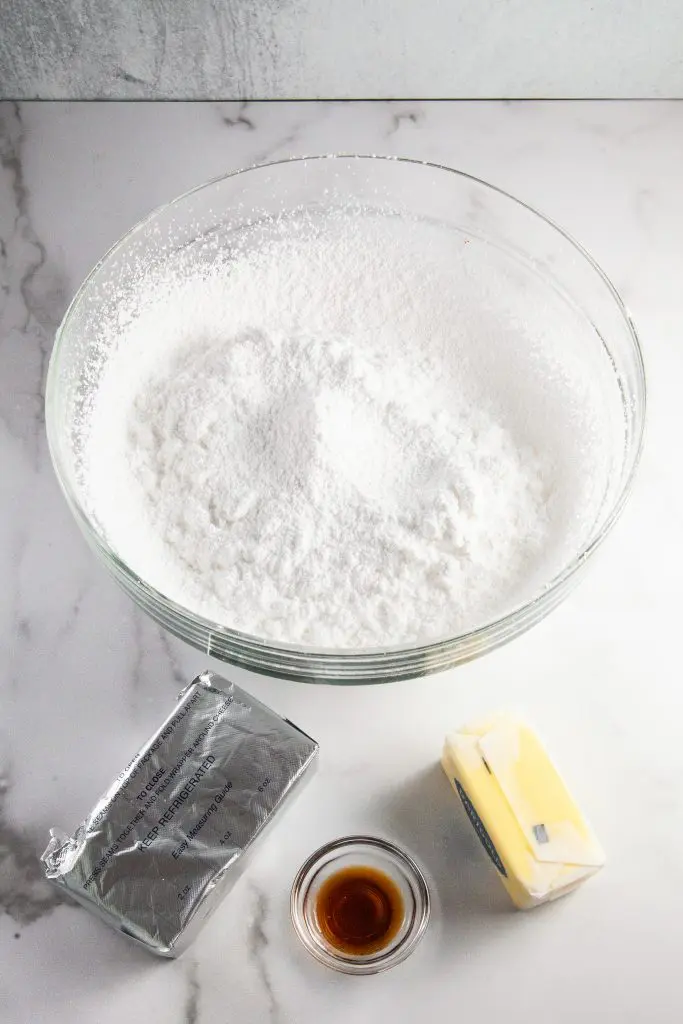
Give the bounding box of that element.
[82,210,620,648]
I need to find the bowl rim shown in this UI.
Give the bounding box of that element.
[45,154,647,678]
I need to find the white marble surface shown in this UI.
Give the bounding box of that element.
[1,101,682,1023]
[2,3,683,99]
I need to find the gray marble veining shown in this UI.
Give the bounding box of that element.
[0,776,65,925]
[246,882,281,1024]
[183,960,201,1024]
[0,103,70,461]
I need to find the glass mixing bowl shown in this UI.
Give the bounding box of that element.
[46,156,645,683]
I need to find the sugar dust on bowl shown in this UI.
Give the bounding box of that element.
[46,157,645,683]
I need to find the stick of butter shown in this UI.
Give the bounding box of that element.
[442,716,605,909]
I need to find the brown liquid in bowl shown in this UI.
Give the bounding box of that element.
[316,865,404,955]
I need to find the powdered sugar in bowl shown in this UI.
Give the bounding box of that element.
[46,157,645,682]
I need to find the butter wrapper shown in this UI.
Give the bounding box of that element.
[442,716,605,909]
[42,671,318,956]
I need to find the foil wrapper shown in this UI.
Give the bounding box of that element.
[42,671,318,956]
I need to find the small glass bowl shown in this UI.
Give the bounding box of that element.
[290,836,431,975]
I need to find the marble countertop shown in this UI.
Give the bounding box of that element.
[2,101,682,1023]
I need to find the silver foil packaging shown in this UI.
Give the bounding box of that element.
[42,671,318,956]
